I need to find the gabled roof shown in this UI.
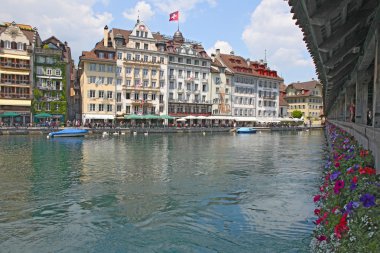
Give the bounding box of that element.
[0,22,36,44]
[218,53,283,80]
[287,80,321,90]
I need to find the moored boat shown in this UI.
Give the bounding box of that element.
[236,127,257,134]
[48,129,88,138]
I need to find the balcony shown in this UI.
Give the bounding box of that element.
[202,78,208,83]
[122,85,160,92]
[0,93,31,99]
[123,58,160,67]
[169,75,175,80]
[35,48,62,56]
[0,62,30,70]
[177,88,184,93]
[1,80,30,85]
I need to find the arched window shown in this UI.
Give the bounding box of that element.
[17,42,23,50]
[11,41,17,49]
[5,40,11,49]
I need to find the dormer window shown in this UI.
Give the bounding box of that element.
[98,52,104,59]
[5,40,11,49]
[108,53,114,59]
[17,42,23,50]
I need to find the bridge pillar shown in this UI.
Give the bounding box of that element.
[355,71,369,124]
[373,30,380,128]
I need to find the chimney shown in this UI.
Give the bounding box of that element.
[230,51,234,55]
[246,58,250,65]
[216,49,220,55]
[211,53,215,61]
[103,25,109,47]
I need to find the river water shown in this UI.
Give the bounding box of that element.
[0,130,325,253]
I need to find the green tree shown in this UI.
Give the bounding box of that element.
[291,110,303,118]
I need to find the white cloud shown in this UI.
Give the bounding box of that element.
[207,40,233,56]
[242,0,316,82]
[151,0,216,22]
[0,0,113,65]
[123,1,155,22]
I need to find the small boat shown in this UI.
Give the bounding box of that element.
[236,127,257,134]
[48,129,88,138]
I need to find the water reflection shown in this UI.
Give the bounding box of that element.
[0,130,325,252]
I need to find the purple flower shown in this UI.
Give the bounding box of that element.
[353,164,360,170]
[330,171,341,181]
[345,201,360,213]
[350,183,357,191]
[360,194,376,208]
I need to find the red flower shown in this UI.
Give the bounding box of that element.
[314,195,321,202]
[314,209,321,216]
[346,168,354,174]
[335,162,340,168]
[334,180,345,194]
[365,167,376,175]
[352,176,358,184]
[360,150,369,157]
[317,235,327,241]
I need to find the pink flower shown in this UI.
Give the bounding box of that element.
[335,162,340,168]
[314,195,321,202]
[334,180,345,194]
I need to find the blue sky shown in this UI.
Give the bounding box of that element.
[1,0,317,84]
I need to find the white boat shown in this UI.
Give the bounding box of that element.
[48,129,88,138]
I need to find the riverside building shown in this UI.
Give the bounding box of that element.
[79,26,116,124]
[285,80,323,124]
[165,30,212,117]
[110,18,167,118]
[0,22,37,124]
[33,36,74,122]
[215,50,282,120]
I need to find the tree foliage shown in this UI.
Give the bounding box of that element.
[291,110,303,118]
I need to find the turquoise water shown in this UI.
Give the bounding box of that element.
[0,130,325,253]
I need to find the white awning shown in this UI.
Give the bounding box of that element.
[234,117,257,122]
[83,114,114,120]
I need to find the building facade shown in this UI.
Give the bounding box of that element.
[79,26,116,124]
[33,36,73,122]
[284,80,323,122]
[0,22,37,125]
[215,51,282,120]
[111,19,167,118]
[279,83,288,117]
[166,30,212,117]
[210,56,233,115]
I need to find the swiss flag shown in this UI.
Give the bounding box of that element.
[169,11,179,21]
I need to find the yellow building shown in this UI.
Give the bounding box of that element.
[285,80,323,124]
[79,25,116,124]
[0,22,37,125]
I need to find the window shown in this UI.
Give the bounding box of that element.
[143,80,148,87]
[160,81,164,87]
[134,93,139,100]
[127,53,132,60]
[98,104,104,111]
[37,66,44,75]
[152,81,156,87]
[89,90,96,98]
[143,69,148,76]
[144,55,148,62]
[202,73,207,79]
[17,42,23,50]
[169,56,174,62]
[107,91,113,99]
[98,90,104,98]
[178,57,183,63]
[116,93,121,102]
[108,53,114,59]
[202,61,207,66]
[117,52,122,59]
[107,77,113,84]
[117,105,122,112]
[160,57,164,63]
[125,67,131,74]
[126,80,131,86]
[117,79,122,85]
[89,104,95,111]
[135,42,140,49]
[126,106,131,113]
[107,104,112,112]
[126,93,130,99]
[144,43,148,50]
[135,54,140,61]
[194,60,199,65]
[159,95,164,103]
[89,76,96,83]
[136,31,139,37]
[160,70,164,77]
[169,82,174,89]
[186,58,191,64]
[107,65,113,72]
[98,64,105,72]
[152,56,157,62]
[143,93,148,100]
[5,40,11,49]
[134,68,140,77]
[116,67,122,74]
[98,52,104,58]
[202,84,207,92]
[46,68,52,75]
[151,69,157,76]
[151,94,156,100]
